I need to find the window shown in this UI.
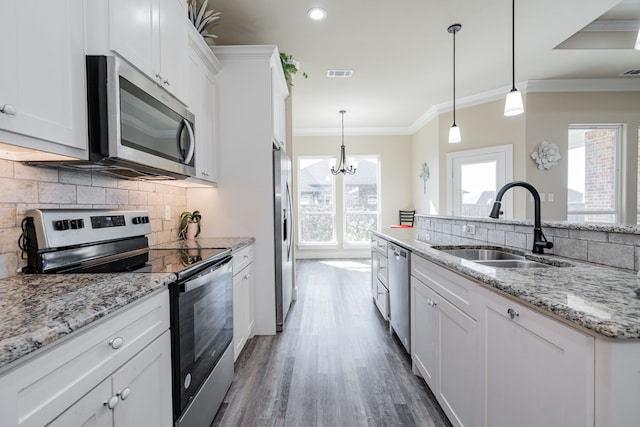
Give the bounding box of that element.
[343,157,380,244]
[567,125,621,223]
[298,157,336,245]
[447,145,513,218]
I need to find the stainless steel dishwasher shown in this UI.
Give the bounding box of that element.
[388,242,411,353]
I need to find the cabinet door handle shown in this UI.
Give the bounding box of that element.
[0,104,16,117]
[163,78,171,86]
[507,308,519,319]
[109,337,124,349]
[243,274,250,281]
[118,387,131,401]
[427,299,438,308]
[104,395,119,410]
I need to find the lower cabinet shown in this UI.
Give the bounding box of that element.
[411,254,594,427]
[49,331,172,427]
[478,286,594,427]
[233,244,255,360]
[411,272,479,427]
[0,290,171,427]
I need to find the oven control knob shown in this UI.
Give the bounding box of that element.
[54,220,70,230]
[142,216,149,224]
[184,373,192,389]
[132,216,141,224]
[70,219,83,229]
[77,218,85,229]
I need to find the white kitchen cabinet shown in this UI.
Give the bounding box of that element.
[371,235,389,320]
[411,257,479,427]
[0,0,88,159]
[478,286,594,427]
[186,25,222,184]
[85,0,188,102]
[272,63,288,147]
[0,290,171,427]
[49,331,172,427]
[233,244,255,360]
[196,45,288,336]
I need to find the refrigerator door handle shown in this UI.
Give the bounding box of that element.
[286,182,293,260]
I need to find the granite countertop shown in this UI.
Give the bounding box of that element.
[374,228,640,340]
[150,236,255,252]
[0,273,175,371]
[0,236,255,372]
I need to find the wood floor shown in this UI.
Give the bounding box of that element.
[212,259,452,427]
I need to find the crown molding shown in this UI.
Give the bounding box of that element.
[295,78,639,137]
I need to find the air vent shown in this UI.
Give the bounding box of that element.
[327,69,353,78]
[619,69,640,76]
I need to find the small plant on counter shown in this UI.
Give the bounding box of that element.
[187,0,221,40]
[280,52,308,85]
[179,210,202,240]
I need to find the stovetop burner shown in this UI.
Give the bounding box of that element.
[21,209,229,276]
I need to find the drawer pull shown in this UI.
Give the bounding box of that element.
[118,387,131,401]
[427,299,438,308]
[243,274,250,281]
[507,308,519,319]
[109,337,124,349]
[0,104,17,117]
[105,395,119,410]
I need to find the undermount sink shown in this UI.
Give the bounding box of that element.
[438,248,524,261]
[471,259,551,269]
[432,246,571,269]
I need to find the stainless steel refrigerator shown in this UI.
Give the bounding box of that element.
[273,147,294,331]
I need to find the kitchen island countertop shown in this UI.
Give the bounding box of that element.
[374,228,640,340]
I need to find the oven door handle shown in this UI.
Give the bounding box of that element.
[182,260,231,294]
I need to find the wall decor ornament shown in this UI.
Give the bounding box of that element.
[420,162,430,194]
[531,141,561,170]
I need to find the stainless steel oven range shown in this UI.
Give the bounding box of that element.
[22,208,233,427]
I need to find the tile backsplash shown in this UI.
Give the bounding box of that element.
[0,159,187,279]
[416,214,640,271]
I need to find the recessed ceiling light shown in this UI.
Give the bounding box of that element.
[307,8,327,21]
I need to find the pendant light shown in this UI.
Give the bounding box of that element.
[504,0,524,116]
[635,28,640,50]
[330,110,357,175]
[448,24,462,144]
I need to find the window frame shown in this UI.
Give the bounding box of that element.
[567,124,622,223]
[446,144,513,218]
[342,155,381,247]
[296,156,338,248]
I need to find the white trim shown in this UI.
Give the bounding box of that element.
[294,79,639,137]
[446,144,514,218]
[295,250,370,259]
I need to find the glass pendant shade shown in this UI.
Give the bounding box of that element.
[448,124,461,143]
[504,89,524,116]
[635,29,640,50]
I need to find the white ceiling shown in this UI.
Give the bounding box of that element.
[207,0,640,132]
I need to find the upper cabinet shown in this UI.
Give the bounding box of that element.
[85,0,188,103]
[272,60,288,148]
[0,0,88,159]
[186,25,222,184]
[213,45,289,150]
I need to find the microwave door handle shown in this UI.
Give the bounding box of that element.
[177,119,195,164]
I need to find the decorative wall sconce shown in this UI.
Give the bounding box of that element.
[420,162,430,194]
[531,141,561,170]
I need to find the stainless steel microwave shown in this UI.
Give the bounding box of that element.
[82,55,196,179]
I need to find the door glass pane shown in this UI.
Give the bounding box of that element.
[567,127,618,223]
[460,161,496,217]
[298,158,336,244]
[344,157,379,244]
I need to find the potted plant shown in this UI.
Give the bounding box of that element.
[280,52,308,85]
[187,0,221,42]
[179,210,202,240]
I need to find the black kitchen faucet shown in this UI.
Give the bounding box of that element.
[489,181,554,254]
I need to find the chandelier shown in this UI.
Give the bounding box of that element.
[330,110,357,175]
